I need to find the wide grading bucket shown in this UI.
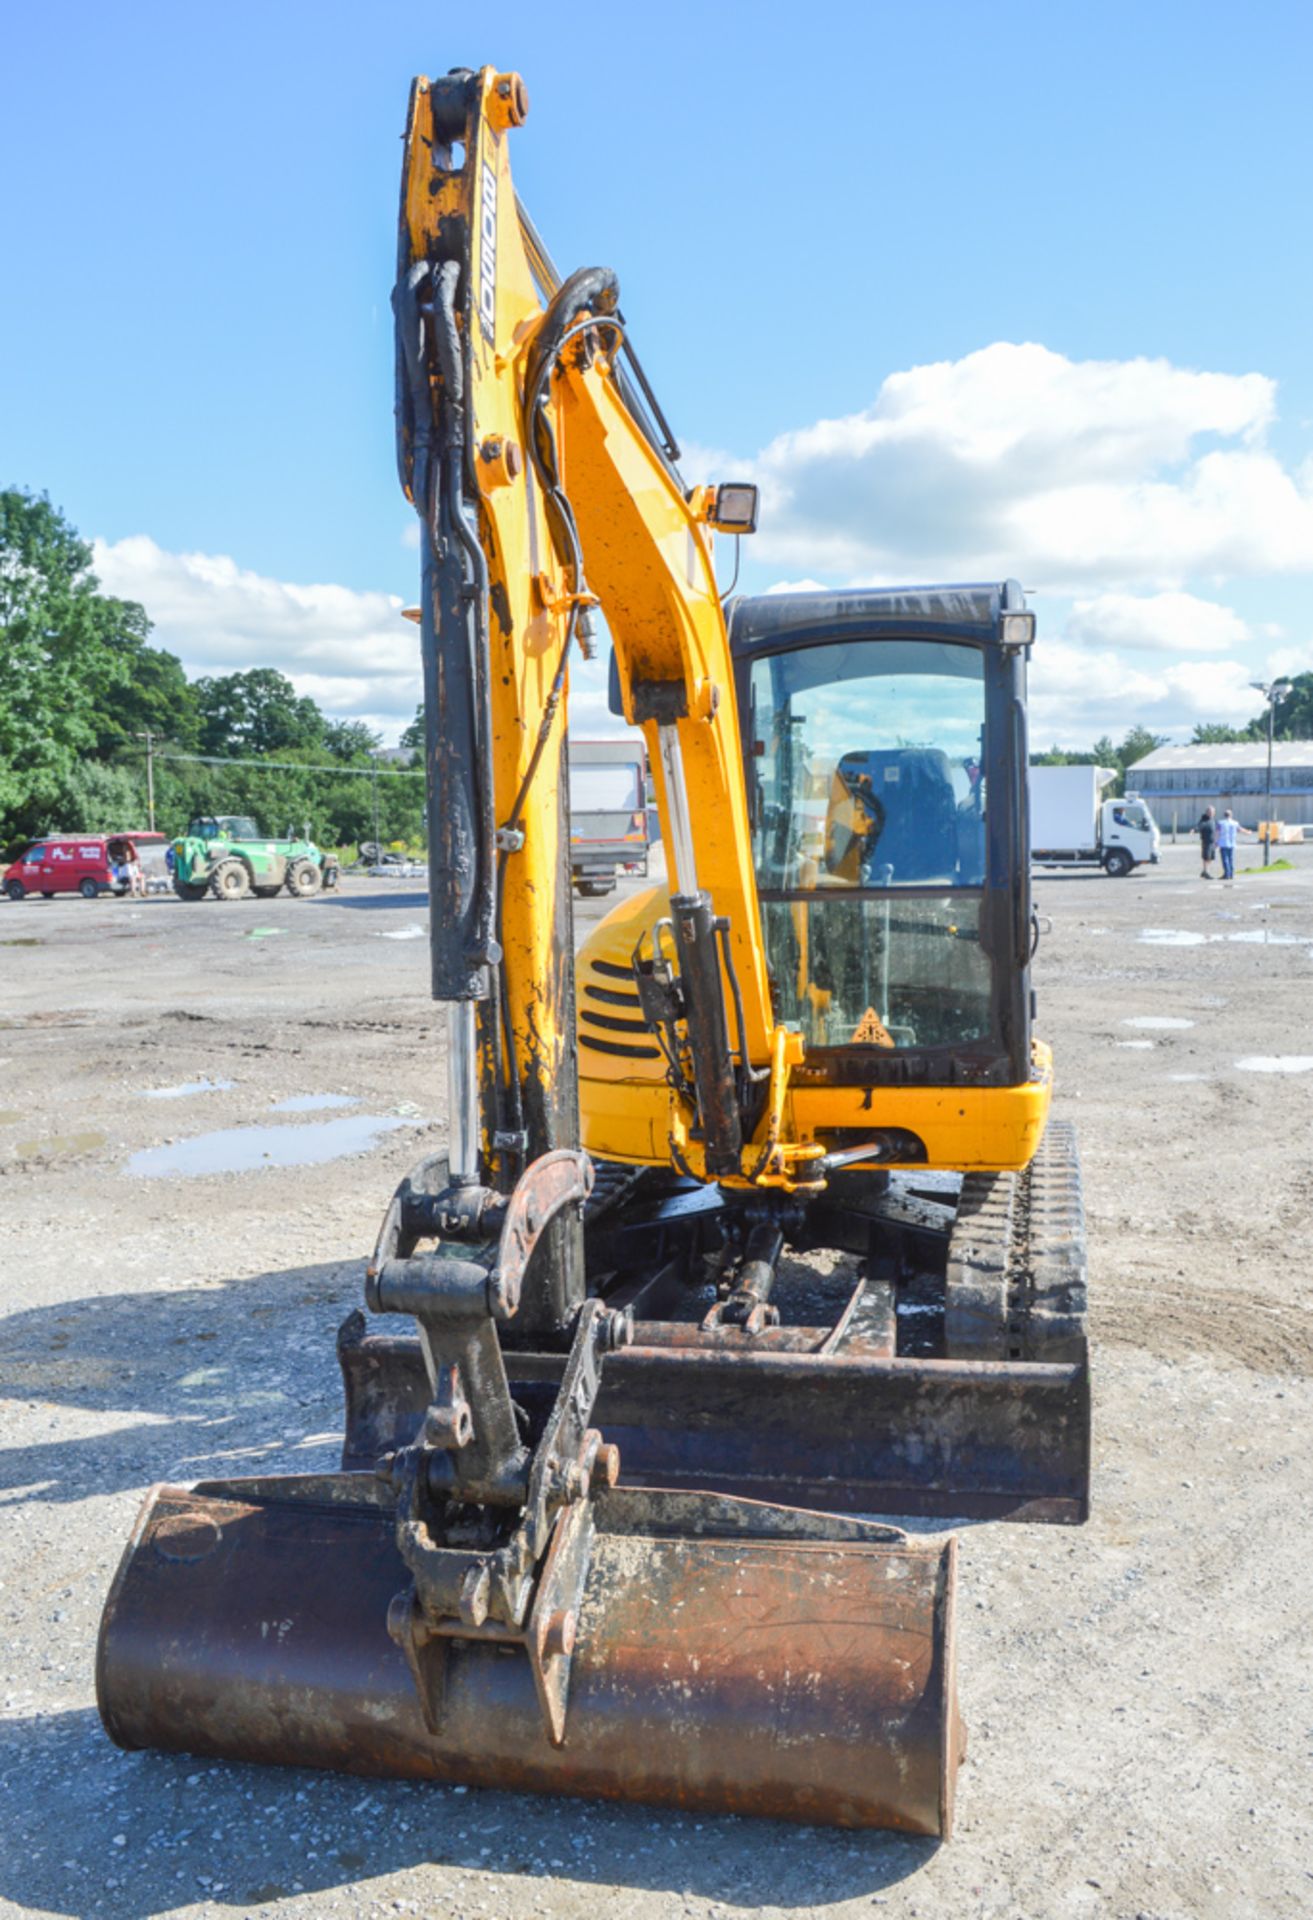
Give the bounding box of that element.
[98,1475,962,1835]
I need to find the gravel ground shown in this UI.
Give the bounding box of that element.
[2,845,1311,1920]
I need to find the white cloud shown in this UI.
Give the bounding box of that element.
[92,532,637,750]
[1064,591,1252,655]
[1264,643,1313,682]
[93,338,1313,758]
[745,342,1313,591]
[1029,641,1265,746]
[743,342,1313,742]
[94,534,421,742]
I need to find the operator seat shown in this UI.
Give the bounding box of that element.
[825,748,960,884]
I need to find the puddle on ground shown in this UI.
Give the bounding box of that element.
[1139,927,1312,950]
[0,937,41,948]
[1115,1040,1155,1050]
[0,1109,21,1126]
[1123,1016,1195,1030]
[375,924,426,941]
[125,1113,409,1178]
[1234,1056,1313,1075]
[13,1130,108,1160]
[1165,1072,1209,1083]
[243,927,285,940]
[270,1093,358,1113]
[139,1078,236,1100]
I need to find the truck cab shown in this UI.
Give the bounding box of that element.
[1100,793,1159,875]
[191,814,262,842]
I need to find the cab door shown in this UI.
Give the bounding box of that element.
[21,843,52,891]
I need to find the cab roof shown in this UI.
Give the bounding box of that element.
[727,581,1026,653]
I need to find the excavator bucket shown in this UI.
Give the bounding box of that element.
[98,1475,961,1836]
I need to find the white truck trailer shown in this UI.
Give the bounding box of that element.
[1029,764,1159,876]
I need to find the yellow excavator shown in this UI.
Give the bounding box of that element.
[96,68,1089,1838]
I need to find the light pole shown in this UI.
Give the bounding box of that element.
[1250,679,1292,866]
[367,750,384,868]
[134,729,157,832]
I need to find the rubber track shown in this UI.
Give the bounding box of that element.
[583,1159,649,1225]
[945,1119,1088,1364]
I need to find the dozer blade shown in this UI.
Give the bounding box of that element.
[98,1476,962,1836]
[339,1318,1090,1524]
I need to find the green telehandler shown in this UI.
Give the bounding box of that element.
[171,816,341,902]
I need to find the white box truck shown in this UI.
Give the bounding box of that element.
[1029,765,1160,876]
[568,739,650,897]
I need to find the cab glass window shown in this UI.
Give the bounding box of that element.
[761,895,992,1049]
[748,640,987,892]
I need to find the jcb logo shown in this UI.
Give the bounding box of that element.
[478,159,497,343]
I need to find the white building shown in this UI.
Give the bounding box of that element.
[1127,741,1313,829]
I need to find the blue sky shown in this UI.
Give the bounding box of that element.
[4,0,1311,746]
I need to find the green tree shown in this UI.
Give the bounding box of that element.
[1116,725,1167,769]
[94,641,198,756]
[0,487,191,845]
[194,668,325,757]
[53,759,147,832]
[1268,672,1313,740]
[400,704,425,752]
[1190,721,1249,745]
[322,718,381,761]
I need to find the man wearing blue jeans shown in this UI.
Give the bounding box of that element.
[1215,808,1245,879]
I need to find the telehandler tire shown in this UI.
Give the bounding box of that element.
[172,877,209,902]
[253,884,283,900]
[285,859,323,898]
[211,860,252,902]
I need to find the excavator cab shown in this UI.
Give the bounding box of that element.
[734,588,1030,1069]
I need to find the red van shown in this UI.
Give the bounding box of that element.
[2,833,168,901]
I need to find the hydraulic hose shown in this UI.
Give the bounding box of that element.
[431,261,501,979]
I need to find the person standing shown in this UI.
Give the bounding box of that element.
[1196,806,1217,878]
[1215,808,1250,881]
[120,839,145,896]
